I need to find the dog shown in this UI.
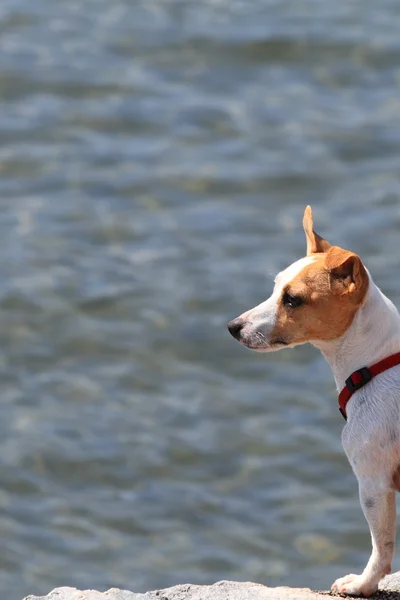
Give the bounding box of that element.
[227,205,400,597]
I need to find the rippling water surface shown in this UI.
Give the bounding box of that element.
[2,1,400,598]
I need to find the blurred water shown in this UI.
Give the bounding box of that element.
[1,0,400,598]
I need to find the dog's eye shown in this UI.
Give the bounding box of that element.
[282,291,303,308]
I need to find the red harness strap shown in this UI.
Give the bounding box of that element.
[338,351,400,420]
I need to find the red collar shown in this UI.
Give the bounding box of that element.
[338,351,400,420]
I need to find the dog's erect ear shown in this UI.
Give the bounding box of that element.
[303,205,331,255]
[325,246,369,300]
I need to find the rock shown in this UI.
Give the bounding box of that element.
[23,588,149,600]
[22,573,400,600]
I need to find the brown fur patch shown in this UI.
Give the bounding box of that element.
[269,247,369,345]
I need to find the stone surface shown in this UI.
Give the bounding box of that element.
[23,573,400,600]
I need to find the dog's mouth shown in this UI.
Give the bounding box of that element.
[241,338,289,352]
[271,338,288,346]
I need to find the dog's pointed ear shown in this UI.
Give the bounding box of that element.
[303,206,331,255]
[325,246,369,300]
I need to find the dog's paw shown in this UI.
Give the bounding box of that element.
[331,573,358,595]
[331,574,378,597]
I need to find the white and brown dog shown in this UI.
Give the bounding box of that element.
[228,206,400,597]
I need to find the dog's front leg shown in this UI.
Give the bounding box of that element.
[332,481,396,597]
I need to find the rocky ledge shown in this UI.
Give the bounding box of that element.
[23,572,400,600]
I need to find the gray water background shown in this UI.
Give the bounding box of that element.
[2,0,400,598]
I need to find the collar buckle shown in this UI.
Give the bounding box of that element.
[345,366,372,394]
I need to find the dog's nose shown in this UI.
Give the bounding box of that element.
[227,318,244,340]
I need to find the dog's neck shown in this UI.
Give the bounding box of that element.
[315,273,400,391]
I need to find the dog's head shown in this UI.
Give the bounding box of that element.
[227,206,369,352]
